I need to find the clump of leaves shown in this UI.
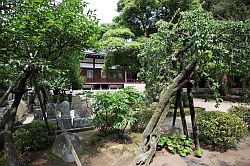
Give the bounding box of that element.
[13,121,56,153]
[158,134,194,157]
[131,109,153,133]
[228,106,250,129]
[194,149,203,158]
[92,87,145,136]
[197,111,248,151]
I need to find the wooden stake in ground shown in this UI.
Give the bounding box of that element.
[187,80,200,150]
[178,89,188,137]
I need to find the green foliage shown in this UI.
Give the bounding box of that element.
[0,0,98,89]
[99,27,145,76]
[138,9,249,101]
[228,106,250,129]
[92,87,145,135]
[115,0,202,36]
[194,149,203,157]
[197,111,248,151]
[158,134,194,157]
[13,121,56,153]
[131,109,154,133]
[102,28,135,40]
[202,0,250,21]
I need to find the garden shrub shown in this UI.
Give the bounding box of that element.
[13,121,56,152]
[92,87,145,135]
[197,111,248,151]
[228,106,250,129]
[131,109,154,133]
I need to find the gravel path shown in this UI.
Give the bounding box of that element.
[193,98,249,112]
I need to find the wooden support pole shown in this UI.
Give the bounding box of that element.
[178,89,188,137]
[172,93,179,128]
[187,80,200,150]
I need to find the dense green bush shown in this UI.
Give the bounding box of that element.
[228,106,250,129]
[13,121,56,152]
[131,109,154,133]
[197,111,248,151]
[92,87,145,135]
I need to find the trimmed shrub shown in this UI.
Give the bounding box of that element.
[228,106,250,129]
[13,121,56,152]
[131,109,154,133]
[197,111,248,151]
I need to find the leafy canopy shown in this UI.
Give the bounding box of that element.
[114,0,202,36]
[139,9,250,100]
[0,0,99,88]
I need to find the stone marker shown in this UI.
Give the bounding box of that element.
[73,117,93,128]
[60,101,72,129]
[61,101,70,118]
[47,103,56,119]
[52,133,83,162]
[16,100,28,121]
[34,108,43,120]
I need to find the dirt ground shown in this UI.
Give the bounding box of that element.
[3,98,250,166]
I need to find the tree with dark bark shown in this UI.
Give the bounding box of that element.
[0,0,98,165]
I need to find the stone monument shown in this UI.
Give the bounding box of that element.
[60,101,72,129]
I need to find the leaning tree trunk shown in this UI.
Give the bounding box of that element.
[3,64,37,166]
[135,60,196,165]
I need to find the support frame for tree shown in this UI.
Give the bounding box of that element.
[135,60,196,165]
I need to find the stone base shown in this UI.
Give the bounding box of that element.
[73,117,92,128]
[48,118,58,129]
[61,118,72,129]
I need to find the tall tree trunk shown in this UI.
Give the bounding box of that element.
[4,92,23,166]
[3,64,37,166]
[178,89,188,137]
[187,80,200,150]
[135,60,196,165]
